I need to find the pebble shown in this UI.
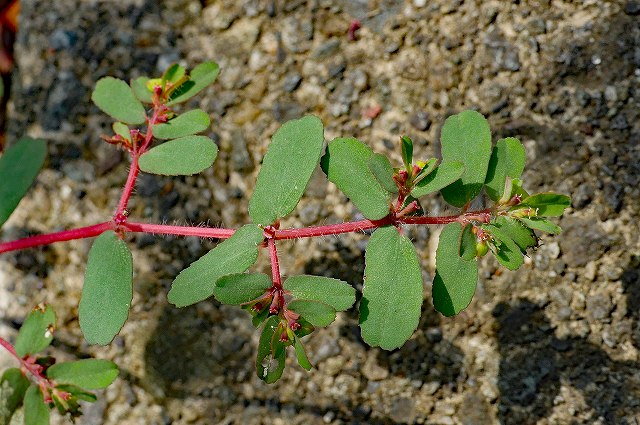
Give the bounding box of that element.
[389,397,416,423]
[625,1,640,15]
[362,352,389,381]
[282,73,302,92]
[409,111,432,131]
[573,183,594,209]
[586,292,612,322]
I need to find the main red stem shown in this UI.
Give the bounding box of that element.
[268,238,283,289]
[0,336,53,393]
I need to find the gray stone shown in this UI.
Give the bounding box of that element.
[389,397,416,423]
[586,292,612,322]
[282,73,302,92]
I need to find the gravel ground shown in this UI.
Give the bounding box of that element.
[1,0,639,424]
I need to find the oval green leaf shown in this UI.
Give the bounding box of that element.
[46,359,118,390]
[368,152,399,194]
[439,110,492,207]
[321,138,391,220]
[494,216,537,253]
[256,316,286,383]
[483,224,525,270]
[130,76,153,104]
[515,193,571,217]
[287,300,336,327]
[153,109,211,140]
[79,231,133,345]
[411,160,465,198]
[360,226,423,350]
[433,222,478,317]
[283,275,355,311]
[15,304,56,357]
[249,116,324,226]
[168,224,265,307]
[0,368,30,419]
[112,122,131,142]
[517,217,562,234]
[484,137,526,201]
[213,273,272,305]
[0,138,47,227]
[167,62,220,105]
[24,385,49,425]
[401,136,413,171]
[91,77,146,125]
[138,135,218,176]
[294,337,312,371]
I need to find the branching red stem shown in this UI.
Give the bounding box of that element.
[0,336,53,395]
[268,238,282,290]
[122,221,235,239]
[0,222,114,254]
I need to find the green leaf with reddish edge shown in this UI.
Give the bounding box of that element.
[168,224,264,307]
[360,226,423,350]
[368,152,399,193]
[517,217,562,234]
[287,300,336,327]
[0,137,47,227]
[15,304,56,357]
[401,136,413,171]
[213,273,272,305]
[167,61,220,105]
[484,137,526,201]
[0,368,30,419]
[153,109,211,140]
[482,224,524,271]
[91,77,146,125]
[130,76,153,103]
[162,63,186,85]
[294,337,312,370]
[514,193,571,217]
[283,275,355,311]
[410,160,465,198]
[112,122,131,142]
[46,359,118,390]
[494,216,537,253]
[138,135,218,176]
[256,316,286,383]
[321,138,391,220]
[79,231,133,345]
[249,116,324,226]
[24,385,49,425]
[433,222,478,317]
[413,158,438,185]
[439,110,492,207]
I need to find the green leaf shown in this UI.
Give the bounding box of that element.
[46,359,118,390]
[130,76,153,103]
[152,110,211,140]
[484,137,526,201]
[400,136,413,171]
[0,368,30,419]
[23,385,49,425]
[0,138,47,227]
[79,231,133,345]
[483,224,524,271]
[494,216,537,253]
[256,316,286,383]
[112,122,131,142]
[249,116,325,226]
[410,160,465,198]
[162,63,186,85]
[515,193,571,217]
[321,138,391,220]
[167,62,220,105]
[413,158,438,185]
[360,226,423,350]
[283,275,355,311]
[91,77,146,125]
[287,300,336,327]
[294,337,312,370]
[54,384,97,403]
[433,222,478,317]
[213,273,272,305]
[15,304,56,357]
[459,223,477,261]
[368,153,399,193]
[439,110,492,207]
[138,135,218,176]
[168,224,265,307]
[517,217,562,234]
[510,178,529,199]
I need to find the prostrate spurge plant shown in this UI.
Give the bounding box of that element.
[0,62,570,406]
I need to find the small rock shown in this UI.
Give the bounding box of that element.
[584,261,598,281]
[586,292,612,322]
[573,183,594,209]
[413,0,427,7]
[389,397,416,423]
[362,353,389,381]
[610,113,629,130]
[282,73,302,92]
[409,111,432,131]
[604,181,624,212]
[49,29,78,51]
[312,39,340,58]
[426,327,443,343]
[313,337,340,363]
[624,1,640,15]
[423,381,440,395]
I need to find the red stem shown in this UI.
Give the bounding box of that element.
[0,336,53,393]
[115,156,140,215]
[122,221,235,239]
[0,222,113,254]
[268,238,282,289]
